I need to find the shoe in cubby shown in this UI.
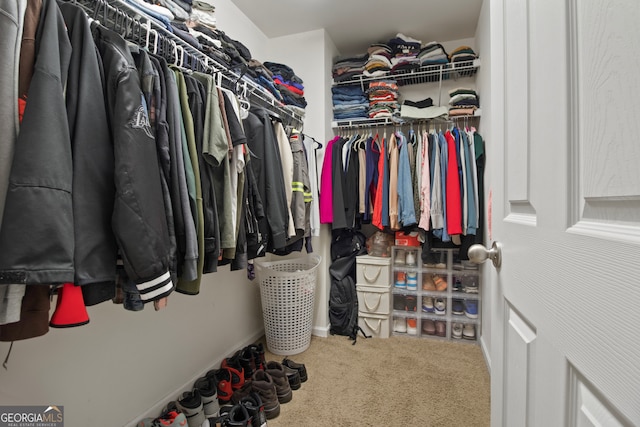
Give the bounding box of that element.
[452,323,463,339]
[406,271,418,290]
[405,295,417,312]
[395,249,406,265]
[407,317,418,335]
[393,317,407,333]
[434,298,446,315]
[452,299,464,316]
[422,274,437,291]
[435,321,447,337]
[421,296,435,313]
[393,294,406,311]
[394,271,407,289]
[433,275,448,292]
[462,324,476,340]
[421,319,436,336]
[405,250,417,266]
[464,300,478,319]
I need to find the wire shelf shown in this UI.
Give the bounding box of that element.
[332,59,480,88]
[70,0,305,128]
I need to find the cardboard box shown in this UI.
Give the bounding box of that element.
[395,231,420,247]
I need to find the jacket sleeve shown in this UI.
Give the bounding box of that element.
[111,65,173,302]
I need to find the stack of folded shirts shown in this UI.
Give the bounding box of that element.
[448,87,480,116]
[388,33,422,75]
[332,54,369,82]
[332,85,369,120]
[418,41,449,66]
[364,44,392,77]
[273,74,306,108]
[449,45,478,65]
[400,97,448,120]
[189,0,216,26]
[367,80,399,119]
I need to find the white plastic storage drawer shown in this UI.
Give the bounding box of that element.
[358,312,390,338]
[356,285,391,315]
[356,255,391,288]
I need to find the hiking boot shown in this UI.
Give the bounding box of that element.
[240,392,268,427]
[265,361,293,403]
[282,364,301,390]
[231,381,254,405]
[176,389,205,427]
[282,357,307,383]
[208,368,233,405]
[251,370,280,419]
[194,375,220,417]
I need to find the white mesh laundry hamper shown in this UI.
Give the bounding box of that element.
[255,255,321,355]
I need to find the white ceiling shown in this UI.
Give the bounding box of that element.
[229,0,484,55]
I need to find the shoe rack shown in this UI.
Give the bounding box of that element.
[390,246,481,343]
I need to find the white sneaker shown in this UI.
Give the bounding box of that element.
[393,317,407,333]
[462,324,476,340]
[405,250,416,266]
[434,298,446,315]
[395,249,406,265]
[452,323,463,339]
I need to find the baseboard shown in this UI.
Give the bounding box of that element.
[312,323,330,338]
[479,334,491,375]
[123,329,266,427]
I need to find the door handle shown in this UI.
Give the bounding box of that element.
[468,241,502,268]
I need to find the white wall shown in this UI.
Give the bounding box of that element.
[474,0,492,370]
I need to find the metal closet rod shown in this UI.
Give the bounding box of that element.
[68,0,305,128]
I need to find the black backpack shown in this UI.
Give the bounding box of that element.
[328,230,369,343]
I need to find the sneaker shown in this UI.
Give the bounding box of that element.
[225,404,251,427]
[463,324,476,340]
[433,275,448,292]
[240,392,268,427]
[464,300,478,319]
[395,272,406,289]
[406,318,417,335]
[452,277,464,292]
[251,370,280,419]
[452,299,464,316]
[393,294,406,311]
[452,323,463,339]
[405,250,416,266]
[435,321,447,337]
[221,355,246,390]
[282,363,301,390]
[207,369,233,405]
[137,410,188,427]
[239,347,257,379]
[421,319,436,336]
[393,317,407,333]
[464,280,479,294]
[405,295,417,312]
[176,390,206,427]
[406,272,418,290]
[231,382,254,406]
[265,361,293,404]
[422,274,436,291]
[434,298,446,315]
[421,296,434,313]
[282,357,307,383]
[395,249,406,265]
[250,343,266,372]
[194,376,221,417]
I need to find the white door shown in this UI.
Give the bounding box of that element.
[487,0,640,425]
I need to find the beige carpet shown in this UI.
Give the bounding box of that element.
[262,334,490,427]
